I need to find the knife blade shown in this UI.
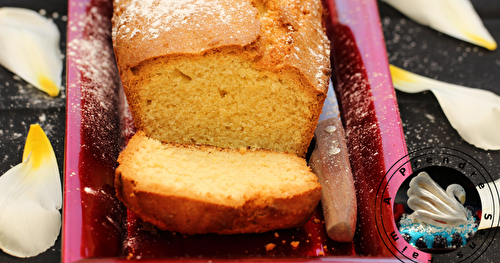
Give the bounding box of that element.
[309,81,357,242]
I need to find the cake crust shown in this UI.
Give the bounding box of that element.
[112,0,330,91]
[115,176,322,234]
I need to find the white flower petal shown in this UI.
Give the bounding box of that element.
[382,0,497,50]
[0,7,62,96]
[0,124,61,258]
[390,65,500,150]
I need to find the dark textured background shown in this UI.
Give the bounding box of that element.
[378,0,500,261]
[378,0,500,194]
[0,0,498,262]
[0,1,66,263]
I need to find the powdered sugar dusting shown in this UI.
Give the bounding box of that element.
[324,126,337,133]
[68,6,118,113]
[115,0,247,40]
[328,146,341,155]
[67,2,122,164]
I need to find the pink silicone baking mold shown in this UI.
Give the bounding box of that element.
[62,0,410,261]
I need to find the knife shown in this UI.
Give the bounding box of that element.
[309,81,357,242]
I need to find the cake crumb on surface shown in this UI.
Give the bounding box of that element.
[265,243,276,251]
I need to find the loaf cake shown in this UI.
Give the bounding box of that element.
[115,131,322,234]
[111,0,331,158]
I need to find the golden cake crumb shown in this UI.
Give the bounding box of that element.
[266,243,276,251]
[291,241,300,248]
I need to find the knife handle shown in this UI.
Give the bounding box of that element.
[309,117,357,242]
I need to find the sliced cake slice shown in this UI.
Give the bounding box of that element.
[115,131,322,234]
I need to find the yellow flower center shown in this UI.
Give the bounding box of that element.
[464,32,497,51]
[38,75,60,97]
[389,65,414,84]
[22,124,52,170]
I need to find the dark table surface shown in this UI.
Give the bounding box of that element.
[0,0,499,262]
[0,0,67,263]
[379,0,500,262]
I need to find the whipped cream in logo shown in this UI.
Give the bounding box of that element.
[407,172,468,227]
